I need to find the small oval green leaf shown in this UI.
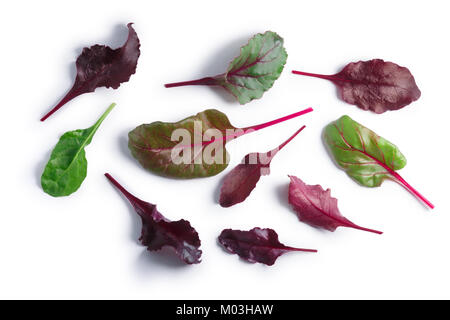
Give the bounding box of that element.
[324,115,406,187]
[324,115,433,209]
[41,103,116,197]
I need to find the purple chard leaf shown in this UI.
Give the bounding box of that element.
[41,23,140,121]
[218,227,317,266]
[105,173,202,264]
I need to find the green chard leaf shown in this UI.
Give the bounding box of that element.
[164,31,287,104]
[41,103,116,197]
[324,115,433,209]
[129,109,234,179]
[128,108,313,179]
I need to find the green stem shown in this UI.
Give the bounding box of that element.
[92,103,117,132]
[80,103,116,150]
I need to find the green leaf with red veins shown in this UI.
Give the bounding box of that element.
[128,108,313,179]
[165,31,287,104]
[217,31,287,104]
[324,115,433,209]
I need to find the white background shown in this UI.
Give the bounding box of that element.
[0,0,449,299]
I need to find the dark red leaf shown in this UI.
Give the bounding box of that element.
[288,175,382,234]
[41,23,140,121]
[105,173,201,264]
[219,125,306,207]
[218,227,317,266]
[292,59,421,113]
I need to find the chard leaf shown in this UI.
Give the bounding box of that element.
[219,126,305,207]
[288,175,382,234]
[165,31,287,104]
[41,24,140,121]
[105,173,202,264]
[128,108,312,179]
[41,103,116,196]
[324,115,433,209]
[293,59,421,113]
[218,227,317,266]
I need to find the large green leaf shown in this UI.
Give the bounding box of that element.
[128,109,236,179]
[324,115,433,209]
[41,103,116,196]
[324,115,406,187]
[128,108,313,179]
[164,31,287,105]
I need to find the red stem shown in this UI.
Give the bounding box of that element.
[355,149,434,209]
[243,107,313,132]
[264,125,306,162]
[104,173,139,204]
[164,76,218,88]
[40,87,83,121]
[390,171,434,209]
[277,125,306,152]
[150,108,313,151]
[291,70,352,83]
[287,247,318,253]
[350,225,383,235]
[291,70,338,81]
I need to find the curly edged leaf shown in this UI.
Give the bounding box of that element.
[219,125,306,207]
[293,59,421,113]
[324,115,433,209]
[218,227,317,266]
[165,31,287,104]
[41,103,116,197]
[105,173,202,264]
[41,23,140,121]
[288,175,382,234]
[129,108,313,179]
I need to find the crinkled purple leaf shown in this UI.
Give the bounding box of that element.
[41,23,140,121]
[288,175,382,234]
[105,173,201,264]
[218,227,316,266]
[219,125,306,207]
[292,59,421,113]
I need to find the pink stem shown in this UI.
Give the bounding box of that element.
[390,171,434,209]
[243,107,313,132]
[151,108,313,151]
[350,225,383,235]
[277,125,306,151]
[164,77,218,88]
[265,125,306,161]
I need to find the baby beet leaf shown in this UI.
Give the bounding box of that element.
[41,23,140,121]
[128,107,313,179]
[292,59,421,113]
[104,173,202,264]
[218,227,317,266]
[288,176,382,234]
[165,31,287,104]
[219,125,306,207]
[324,115,433,209]
[41,103,116,197]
